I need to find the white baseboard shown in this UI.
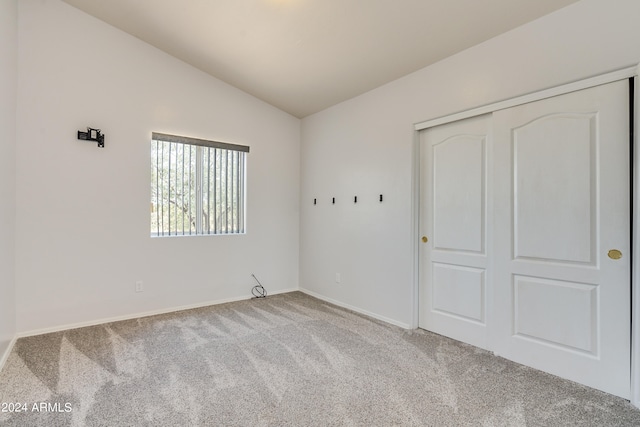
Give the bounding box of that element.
[17,287,299,338]
[299,288,412,330]
[0,336,17,374]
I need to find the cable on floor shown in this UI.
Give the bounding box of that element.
[251,273,267,298]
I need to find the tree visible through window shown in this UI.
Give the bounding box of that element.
[150,132,248,236]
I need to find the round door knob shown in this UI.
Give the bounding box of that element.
[608,249,622,260]
[421,236,428,243]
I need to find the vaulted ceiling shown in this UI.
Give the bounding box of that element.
[62,0,580,118]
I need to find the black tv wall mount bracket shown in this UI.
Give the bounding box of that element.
[78,127,105,148]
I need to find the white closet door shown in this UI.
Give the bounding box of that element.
[492,80,630,398]
[419,114,492,350]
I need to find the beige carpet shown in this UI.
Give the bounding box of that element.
[0,291,639,426]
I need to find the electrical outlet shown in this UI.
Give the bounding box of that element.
[335,273,341,283]
[135,281,144,293]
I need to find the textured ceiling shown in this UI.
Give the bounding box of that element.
[62,0,580,118]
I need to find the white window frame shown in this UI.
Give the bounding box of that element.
[150,132,249,237]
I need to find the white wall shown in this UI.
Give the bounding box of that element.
[15,0,300,333]
[14,0,640,335]
[0,0,18,354]
[300,0,640,327]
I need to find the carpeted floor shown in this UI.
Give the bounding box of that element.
[1,291,640,426]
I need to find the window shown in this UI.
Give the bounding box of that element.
[150,132,249,237]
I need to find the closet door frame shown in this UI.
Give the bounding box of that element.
[411,64,640,407]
